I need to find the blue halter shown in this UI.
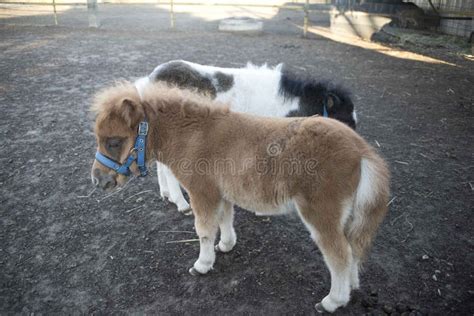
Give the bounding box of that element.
[95,120,149,177]
[323,104,328,118]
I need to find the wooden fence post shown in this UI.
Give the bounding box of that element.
[52,0,58,25]
[87,0,99,28]
[303,0,309,38]
[170,0,175,29]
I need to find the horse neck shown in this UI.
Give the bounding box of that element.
[147,99,211,165]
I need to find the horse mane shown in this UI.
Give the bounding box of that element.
[141,82,230,119]
[279,71,352,102]
[90,80,140,116]
[245,62,284,72]
[91,80,230,122]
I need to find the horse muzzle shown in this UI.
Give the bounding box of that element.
[92,167,118,191]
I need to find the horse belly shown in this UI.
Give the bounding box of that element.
[222,188,296,216]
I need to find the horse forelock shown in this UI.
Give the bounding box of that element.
[90,81,139,117]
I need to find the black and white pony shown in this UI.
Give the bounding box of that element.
[134,60,357,212]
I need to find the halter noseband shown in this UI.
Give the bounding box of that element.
[95,120,149,177]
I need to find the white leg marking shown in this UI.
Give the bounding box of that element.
[156,162,169,200]
[296,203,352,313]
[321,247,352,312]
[162,165,191,212]
[350,258,360,290]
[193,236,216,274]
[217,202,236,252]
[341,199,359,290]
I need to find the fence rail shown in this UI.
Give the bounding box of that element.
[0,0,332,36]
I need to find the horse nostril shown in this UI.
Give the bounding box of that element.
[92,169,101,186]
[92,169,116,190]
[102,175,117,190]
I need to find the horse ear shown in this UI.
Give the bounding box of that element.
[120,98,143,128]
[327,93,340,109]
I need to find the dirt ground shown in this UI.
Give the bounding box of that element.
[0,4,473,315]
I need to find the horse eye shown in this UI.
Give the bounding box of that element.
[107,138,123,150]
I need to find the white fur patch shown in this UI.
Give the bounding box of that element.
[354,158,379,213]
[153,60,300,118]
[220,66,298,117]
[340,199,353,229]
[194,237,215,274]
[161,164,190,212]
[134,77,150,100]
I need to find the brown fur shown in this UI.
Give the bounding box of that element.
[91,81,390,312]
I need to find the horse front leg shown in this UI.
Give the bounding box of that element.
[188,191,221,276]
[156,161,170,200]
[162,164,191,213]
[215,200,236,253]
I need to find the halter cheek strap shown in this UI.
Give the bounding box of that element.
[135,121,148,176]
[95,120,149,177]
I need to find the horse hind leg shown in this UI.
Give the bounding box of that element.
[342,200,361,290]
[350,256,360,290]
[296,200,353,313]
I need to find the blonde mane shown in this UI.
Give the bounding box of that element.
[141,82,230,118]
[91,81,230,121]
[90,81,139,116]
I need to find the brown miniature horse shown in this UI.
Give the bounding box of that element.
[90,82,390,313]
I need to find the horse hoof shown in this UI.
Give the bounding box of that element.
[315,303,327,314]
[179,208,193,216]
[214,244,233,253]
[189,267,203,276]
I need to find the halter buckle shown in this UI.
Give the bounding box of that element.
[138,122,149,136]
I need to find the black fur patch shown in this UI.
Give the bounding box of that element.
[151,61,217,98]
[280,71,356,130]
[214,71,234,92]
